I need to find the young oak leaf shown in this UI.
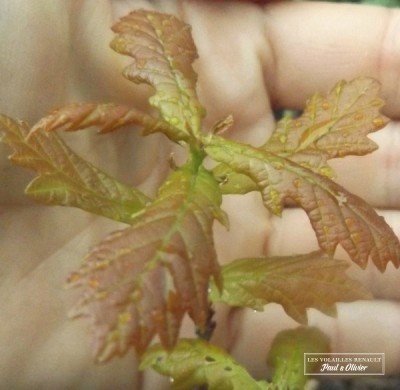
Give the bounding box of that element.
[28,102,175,136]
[213,78,386,194]
[205,135,400,271]
[0,115,149,223]
[140,339,272,390]
[267,327,331,389]
[67,162,226,362]
[212,78,387,195]
[110,10,205,141]
[209,252,372,324]
[264,78,388,178]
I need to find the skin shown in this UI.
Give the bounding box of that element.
[0,0,400,388]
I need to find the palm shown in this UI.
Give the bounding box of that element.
[1,1,400,388]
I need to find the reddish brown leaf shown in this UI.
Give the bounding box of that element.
[265,78,388,177]
[67,163,224,361]
[205,135,400,271]
[29,102,173,135]
[110,10,205,140]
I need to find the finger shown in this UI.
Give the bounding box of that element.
[179,1,277,143]
[181,2,400,123]
[328,120,400,209]
[227,301,400,378]
[262,2,400,118]
[266,207,400,300]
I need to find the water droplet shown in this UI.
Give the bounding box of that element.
[319,167,332,177]
[87,278,99,289]
[169,116,180,126]
[321,101,330,110]
[146,14,155,22]
[372,117,386,129]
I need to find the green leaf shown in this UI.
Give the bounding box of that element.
[110,10,205,142]
[267,327,331,390]
[212,163,258,195]
[140,339,272,390]
[205,135,400,271]
[67,162,226,362]
[264,78,388,178]
[0,115,149,223]
[210,252,371,324]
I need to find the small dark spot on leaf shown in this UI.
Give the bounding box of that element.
[204,355,216,362]
[156,355,164,363]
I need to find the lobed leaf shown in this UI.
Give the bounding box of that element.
[264,78,388,178]
[205,135,400,271]
[140,339,272,390]
[67,163,226,362]
[110,10,205,142]
[267,327,331,389]
[210,252,371,324]
[0,115,149,223]
[29,102,174,136]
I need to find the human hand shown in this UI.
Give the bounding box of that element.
[1,1,399,388]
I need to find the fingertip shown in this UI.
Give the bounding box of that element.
[262,2,400,118]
